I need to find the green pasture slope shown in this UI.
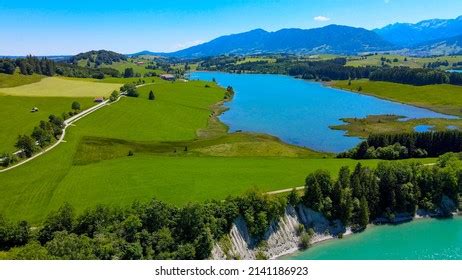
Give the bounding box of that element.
[332,79,462,117]
[0,73,44,88]
[0,76,122,152]
[0,96,94,152]
[0,78,436,224]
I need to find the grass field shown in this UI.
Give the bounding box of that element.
[0,73,44,88]
[332,79,462,117]
[0,76,122,152]
[0,77,122,97]
[0,96,94,152]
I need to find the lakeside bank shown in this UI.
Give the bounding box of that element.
[212,204,461,260]
[285,213,462,260]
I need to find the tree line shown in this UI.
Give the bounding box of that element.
[1,155,461,259]
[369,67,462,86]
[0,56,56,76]
[340,130,462,160]
[0,56,120,79]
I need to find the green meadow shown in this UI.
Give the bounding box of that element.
[0,77,423,224]
[0,76,123,152]
[332,79,462,117]
[0,72,44,88]
[0,96,94,152]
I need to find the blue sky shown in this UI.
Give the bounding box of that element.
[1,0,462,55]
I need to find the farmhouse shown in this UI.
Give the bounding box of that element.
[160,74,175,81]
[94,97,104,103]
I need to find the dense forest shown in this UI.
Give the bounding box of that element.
[0,191,285,260]
[1,155,460,259]
[287,58,375,81]
[340,131,462,160]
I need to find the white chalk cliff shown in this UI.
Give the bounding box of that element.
[212,205,348,260]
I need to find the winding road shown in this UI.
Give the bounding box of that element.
[0,84,150,173]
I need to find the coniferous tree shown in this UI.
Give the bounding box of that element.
[148,90,155,100]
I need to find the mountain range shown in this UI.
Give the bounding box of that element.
[133,15,462,58]
[166,25,392,57]
[375,16,462,47]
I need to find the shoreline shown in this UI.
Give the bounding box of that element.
[324,80,461,119]
[193,70,460,120]
[191,71,327,156]
[276,211,461,260]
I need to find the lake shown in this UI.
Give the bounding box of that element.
[190,72,454,152]
[414,124,434,132]
[285,217,462,260]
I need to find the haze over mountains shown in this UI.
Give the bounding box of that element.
[133,15,462,58]
[375,16,462,46]
[165,25,393,57]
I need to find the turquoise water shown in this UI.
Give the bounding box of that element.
[414,125,434,132]
[190,72,455,152]
[287,217,462,260]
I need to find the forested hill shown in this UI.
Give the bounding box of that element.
[168,25,394,58]
[69,50,127,66]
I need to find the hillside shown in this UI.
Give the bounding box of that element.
[70,50,127,66]
[167,25,394,58]
[410,34,462,56]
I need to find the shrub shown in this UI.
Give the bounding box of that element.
[109,90,119,102]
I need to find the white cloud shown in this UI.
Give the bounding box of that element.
[314,16,331,22]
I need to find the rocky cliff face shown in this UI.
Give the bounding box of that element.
[212,205,347,260]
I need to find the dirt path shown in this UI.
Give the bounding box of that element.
[0,84,151,173]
